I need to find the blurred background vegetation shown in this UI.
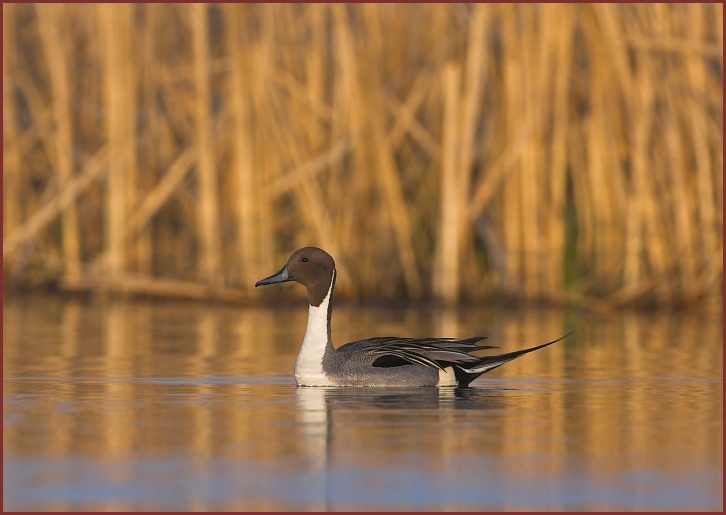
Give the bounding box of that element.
[2,3,723,309]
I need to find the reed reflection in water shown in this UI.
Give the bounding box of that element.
[3,294,722,510]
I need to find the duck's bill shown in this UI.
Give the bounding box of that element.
[255,266,291,287]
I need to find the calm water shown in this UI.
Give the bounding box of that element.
[3,293,723,511]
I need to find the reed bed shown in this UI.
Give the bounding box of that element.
[3,3,723,309]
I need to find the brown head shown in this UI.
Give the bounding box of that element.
[254,247,336,306]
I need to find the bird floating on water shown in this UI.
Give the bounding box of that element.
[255,247,571,387]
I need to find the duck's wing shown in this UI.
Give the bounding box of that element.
[346,336,496,370]
[351,332,572,386]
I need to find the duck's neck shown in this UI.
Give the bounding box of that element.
[295,270,336,386]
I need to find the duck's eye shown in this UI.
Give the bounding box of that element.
[302,257,308,263]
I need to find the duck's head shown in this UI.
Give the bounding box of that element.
[255,247,336,306]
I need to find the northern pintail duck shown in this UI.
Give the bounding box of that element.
[255,247,570,387]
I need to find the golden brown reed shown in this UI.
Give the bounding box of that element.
[2,4,723,309]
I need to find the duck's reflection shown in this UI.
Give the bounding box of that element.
[297,384,509,412]
[294,385,509,510]
[294,386,507,461]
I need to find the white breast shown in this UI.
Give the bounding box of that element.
[295,271,337,386]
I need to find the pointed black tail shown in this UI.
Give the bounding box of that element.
[454,331,574,387]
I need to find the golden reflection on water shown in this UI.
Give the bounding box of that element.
[3,294,723,511]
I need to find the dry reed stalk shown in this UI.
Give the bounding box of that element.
[192,3,221,286]
[543,4,574,295]
[519,7,544,298]
[100,3,132,277]
[225,3,260,290]
[456,5,487,295]
[600,68,627,286]
[663,93,697,292]
[134,3,161,276]
[246,8,274,290]
[329,4,368,293]
[433,63,462,304]
[122,6,140,275]
[305,4,327,152]
[658,9,701,299]
[36,4,81,285]
[3,6,21,239]
[632,67,670,299]
[685,3,718,298]
[588,10,617,288]
[500,8,525,297]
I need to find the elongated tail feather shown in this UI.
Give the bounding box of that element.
[454,332,573,387]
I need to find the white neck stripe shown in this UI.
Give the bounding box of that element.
[294,270,335,386]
